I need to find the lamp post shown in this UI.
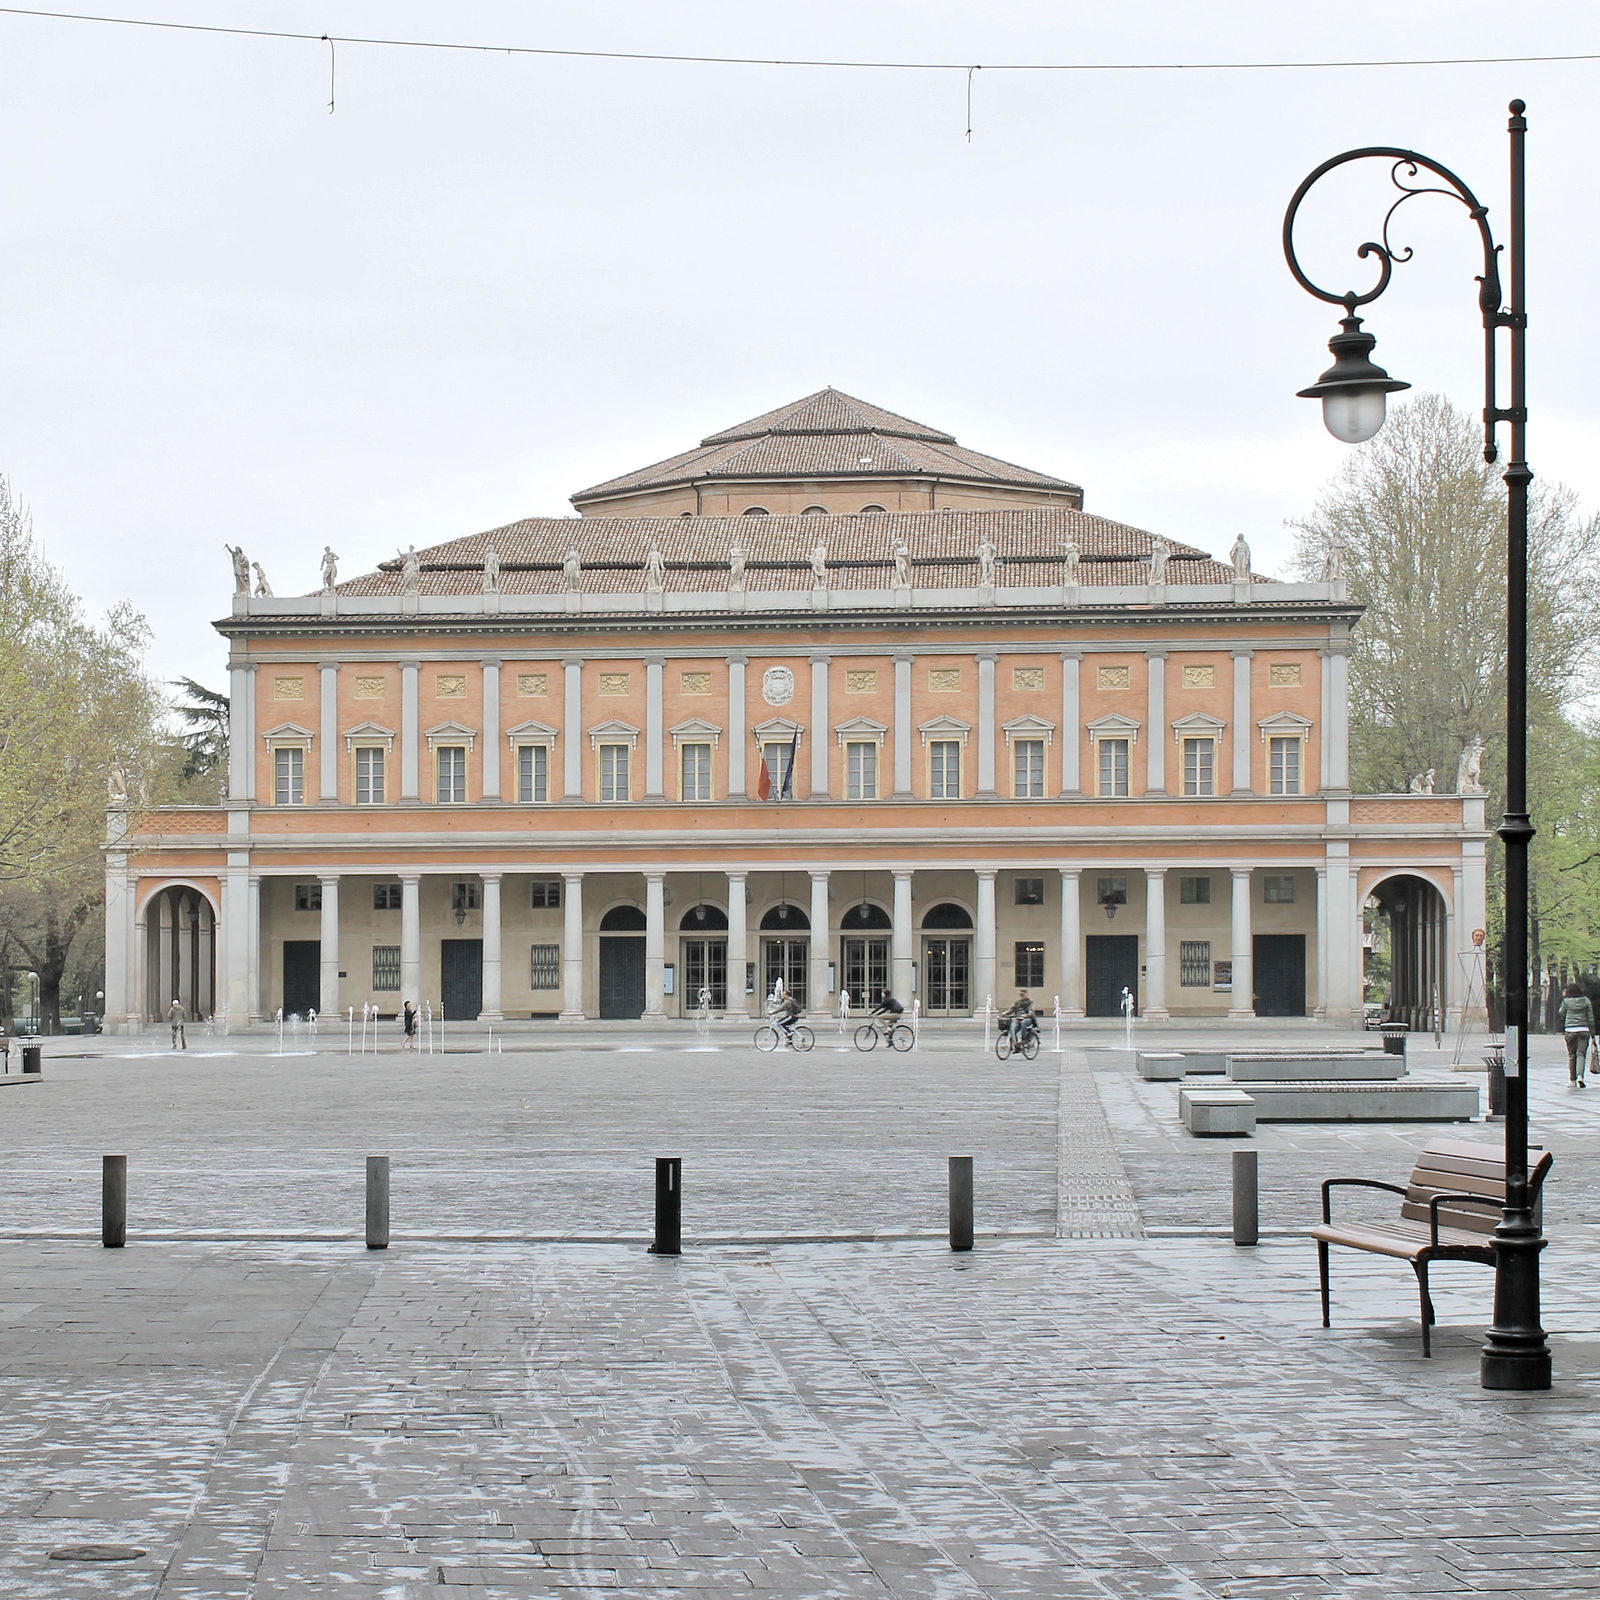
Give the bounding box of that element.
[1283,101,1548,1391]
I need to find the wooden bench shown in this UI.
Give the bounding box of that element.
[1312,1136,1553,1356]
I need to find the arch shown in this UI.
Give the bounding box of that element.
[801,505,829,515]
[921,902,973,930]
[860,504,889,514]
[143,883,217,1021]
[742,506,770,517]
[759,903,809,930]
[840,902,891,931]
[679,904,729,930]
[599,904,647,931]
[136,877,220,919]
[1365,872,1450,1031]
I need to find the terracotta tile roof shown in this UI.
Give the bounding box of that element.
[570,387,1080,501]
[334,509,1247,597]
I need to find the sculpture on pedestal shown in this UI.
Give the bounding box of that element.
[225,544,250,595]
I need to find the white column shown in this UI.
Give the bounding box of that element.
[400,872,421,1002]
[400,660,420,800]
[1231,651,1253,794]
[561,872,584,1021]
[227,662,256,801]
[1229,867,1255,1019]
[893,654,913,796]
[563,658,584,800]
[1144,867,1169,1020]
[975,869,997,1015]
[728,656,747,798]
[104,858,132,1027]
[247,874,262,1019]
[480,873,502,1020]
[726,871,748,1019]
[809,655,830,797]
[318,662,339,801]
[221,863,251,1024]
[976,653,997,796]
[132,913,147,1026]
[645,656,665,799]
[156,897,175,1008]
[1059,868,1083,1017]
[1314,866,1329,1021]
[1324,643,1350,791]
[808,870,830,1015]
[482,659,501,800]
[1146,653,1167,794]
[892,870,914,1003]
[1060,651,1082,795]
[1323,844,1357,1026]
[318,875,340,1016]
[644,872,666,1019]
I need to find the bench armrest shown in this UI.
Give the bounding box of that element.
[1321,1177,1408,1224]
[1428,1190,1502,1245]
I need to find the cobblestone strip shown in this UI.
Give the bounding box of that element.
[1056,1048,1144,1239]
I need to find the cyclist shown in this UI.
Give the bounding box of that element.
[772,991,804,1048]
[870,989,905,1040]
[1001,990,1037,1048]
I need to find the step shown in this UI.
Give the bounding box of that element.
[1242,1081,1480,1122]
[1179,1087,1257,1136]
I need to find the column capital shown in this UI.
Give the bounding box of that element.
[808,653,831,666]
[808,868,830,883]
[481,872,503,885]
[726,654,748,667]
[1231,865,1253,881]
[1145,865,1168,879]
[975,868,997,883]
[975,649,999,663]
[1232,649,1255,662]
[400,871,422,885]
[318,874,340,887]
[1058,866,1081,880]
[482,657,503,670]
[563,869,583,886]
[399,656,421,669]
[892,869,914,883]
[562,654,585,669]
[725,869,747,885]
[318,660,340,672]
[1060,648,1083,662]
[644,870,666,884]
[894,651,916,665]
[1146,650,1168,662]
[644,654,666,668]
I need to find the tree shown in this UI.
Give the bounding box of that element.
[171,676,230,778]
[0,478,166,1029]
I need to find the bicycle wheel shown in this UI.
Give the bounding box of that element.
[888,1024,914,1052]
[854,1023,880,1051]
[792,1025,815,1052]
[995,1033,1012,1061]
[1021,1031,1041,1060]
[754,1025,780,1052]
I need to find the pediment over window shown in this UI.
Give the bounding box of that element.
[342,721,396,750]
[1171,711,1226,742]
[505,718,559,745]
[1002,714,1056,745]
[752,715,803,739]
[918,714,971,745]
[1086,712,1141,742]
[1258,710,1313,742]
[670,716,723,747]
[261,722,314,747]
[588,717,640,747]
[834,715,889,745]
[424,720,478,750]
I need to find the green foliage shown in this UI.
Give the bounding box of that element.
[170,676,230,778]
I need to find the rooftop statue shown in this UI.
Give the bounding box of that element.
[728,544,747,592]
[1456,737,1486,794]
[1323,539,1346,582]
[891,538,911,588]
[225,543,250,595]
[810,542,828,584]
[1149,536,1171,585]
[1409,769,1437,795]
[645,543,666,593]
[252,561,273,597]
[977,537,996,588]
[562,545,582,592]
[482,545,500,593]
[1230,533,1251,582]
[320,545,339,593]
[1062,536,1081,583]
[399,545,421,595]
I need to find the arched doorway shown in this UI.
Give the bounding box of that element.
[839,902,891,1007]
[921,902,972,1015]
[759,902,809,1005]
[144,885,216,1021]
[598,904,646,1019]
[1367,875,1449,1030]
[678,903,729,1014]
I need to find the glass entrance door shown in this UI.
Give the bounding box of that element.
[762,938,809,1007]
[840,937,889,1008]
[681,938,728,1014]
[922,937,971,1014]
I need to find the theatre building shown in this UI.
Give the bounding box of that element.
[105,389,1487,1029]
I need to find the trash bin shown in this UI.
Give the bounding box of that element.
[1379,1023,1409,1058]
[21,1044,42,1075]
[1484,1042,1506,1117]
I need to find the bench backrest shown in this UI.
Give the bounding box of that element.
[1399,1137,1553,1236]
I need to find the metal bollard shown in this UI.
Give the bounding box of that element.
[366,1156,390,1250]
[649,1158,681,1256]
[948,1156,974,1252]
[102,1155,127,1249]
[1232,1149,1259,1246]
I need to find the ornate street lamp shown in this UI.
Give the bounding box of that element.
[1283,101,1547,1391]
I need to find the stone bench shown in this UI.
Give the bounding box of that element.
[1244,1081,1479,1122]
[1179,1087,1257,1136]
[1228,1054,1406,1082]
[1136,1052,1189,1080]
[1176,1051,1229,1074]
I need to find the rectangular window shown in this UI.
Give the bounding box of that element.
[530,944,561,990]
[436,745,467,804]
[1180,940,1212,987]
[273,746,304,805]
[530,880,562,909]
[1014,941,1045,988]
[760,741,797,798]
[1270,736,1303,795]
[1097,738,1130,797]
[680,742,712,802]
[373,882,402,911]
[355,746,386,805]
[599,742,631,802]
[293,883,322,912]
[517,744,548,804]
[1013,739,1046,799]
[1014,877,1045,906]
[1182,737,1215,797]
[372,946,401,990]
[1179,875,1211,905]
[1263,874,1296,904]
[930,740,962,799]
[451,881,481,913]
[846,741,878,800]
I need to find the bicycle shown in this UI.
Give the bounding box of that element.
[853,1019,914,1052]
[755,1021,815,1052]
[995,1020,1041,1061]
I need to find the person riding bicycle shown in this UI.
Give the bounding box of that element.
[1001,990,1037,1047]
[870,989,904,1038]
[772,992,803,1046]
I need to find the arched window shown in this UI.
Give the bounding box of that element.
[840,902,891,930]
[802,505,829,515]
[759,903,809,930]
[599,905,647,931]
[679,904,729,930]
[743,506,770,516]
[921,902,973,929]
[860,504,888,514]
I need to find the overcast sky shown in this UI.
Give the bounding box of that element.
[2,1,1596,689]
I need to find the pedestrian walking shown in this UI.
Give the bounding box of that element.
[401,1000,418,1052]
[1558,983,1595,1087]
[167,998,187,1050]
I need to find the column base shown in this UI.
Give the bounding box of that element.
[558,1010,586,1023]
[1062,1007,1085,1020]
[1144,1007,1171,1021]
[1227,1008,1258,1020]
[477,1011,504,1023]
